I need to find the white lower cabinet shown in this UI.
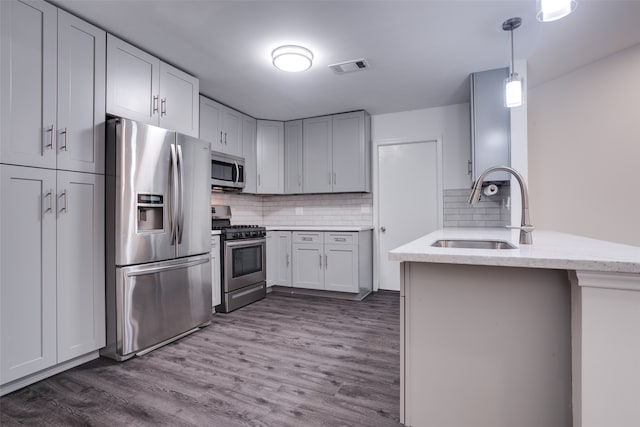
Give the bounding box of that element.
[0,165,104,389]
[291,231,371,293]
[266,231,292,287]
[211,235,221,310]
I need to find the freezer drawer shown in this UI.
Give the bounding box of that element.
[102,254,211,360]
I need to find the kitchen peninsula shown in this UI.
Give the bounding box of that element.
[390,228,640,427]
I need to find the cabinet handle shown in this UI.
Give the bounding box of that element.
[286,253,290,267]
[324,254,328,269]
[333,172,336,185]
[298,175,301,186]
[59,190,68,213]
[328,172,332,185]
[45,124,55,151]
[220,131,223,144]
[335,237,346,242]
[43,190,53,214]
[60,127,69,151]
[258,174,261,186]
[161,98,167,116]
[468,160,472,175]
[224,132,227,144]
[319,254,322,268]
[302,237,312,241]
[152,96,159,114]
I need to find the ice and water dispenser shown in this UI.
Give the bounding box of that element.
[137,194,164,231]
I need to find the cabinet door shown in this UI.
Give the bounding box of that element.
[57,10,106,174]
[275,232,292,287]
[266,232,277,287]
[332,111,368,192]
[1,165,57,384]
[199,96,224,151]
[324,244,359,293]
[222,108,243,157]
[106,34,159,125]
[292,243,324,290]
[0,0,57,169]
[56,171,105,363]
[256,120,284,194]
[284,120,303,194]
[159,62,199,137]
[303,116,332,193]
[241,114,257,194]
[211,236,221,309]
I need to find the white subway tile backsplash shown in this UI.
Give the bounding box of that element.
[211,192,374,226]
[443,186,510,228]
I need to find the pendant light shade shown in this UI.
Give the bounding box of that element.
[502,17,523,108]
[505,74,523,108]
[536,0,577,22]
[272,45,313,72]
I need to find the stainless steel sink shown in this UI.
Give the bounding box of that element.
[431,239,517,250]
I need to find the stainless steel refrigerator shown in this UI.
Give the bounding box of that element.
[102,118,212,361]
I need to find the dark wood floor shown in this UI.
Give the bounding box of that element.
[0,291,401,426]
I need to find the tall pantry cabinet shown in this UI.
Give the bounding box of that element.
[0,0,105,394]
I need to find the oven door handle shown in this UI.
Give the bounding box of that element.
[224,238,266,248]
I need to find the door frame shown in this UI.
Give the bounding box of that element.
[372,137,444,291]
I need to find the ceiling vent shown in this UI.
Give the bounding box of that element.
[328,58,369,74]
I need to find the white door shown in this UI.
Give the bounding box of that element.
[275,232,292,286]
[292,244,324,290]
[106,34,159,125]
[57,10,106,174]
[56,171,105,363]
[324,245,359,293]
[377,141,441,291]
[159,62,199,137]
[1,165,57,384]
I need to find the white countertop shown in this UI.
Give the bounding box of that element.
[389,228,640,274]
[265,225,374,232]
[210,230,221,235]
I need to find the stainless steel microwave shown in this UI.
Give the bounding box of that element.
[211,151,245,190]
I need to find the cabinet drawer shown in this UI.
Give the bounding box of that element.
[326,232,358,245]
[293,232,323,244]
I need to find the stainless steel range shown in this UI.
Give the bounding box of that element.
[212,206,266,313]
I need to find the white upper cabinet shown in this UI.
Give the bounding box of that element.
[199,96,242,156]
[242,114,257,194]
[302,111,371,194]
[284,120,303,194]
[57,10,106,174]
[107,35,199,137]
[303,116,333,193]
[106,35,159,125]
[159,62,199,138]
[256,120,284,194]
[1,1,105,174]
[331,111,370,192]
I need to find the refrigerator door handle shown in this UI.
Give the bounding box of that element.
[177,144,185,244]
[169,143,179,245]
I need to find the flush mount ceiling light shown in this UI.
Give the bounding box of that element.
[537,0,577,22]
[271,45,313,72]
[503,17,523,108]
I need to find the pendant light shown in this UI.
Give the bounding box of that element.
[537,0,577,22]
[503,17,523,108]
[272,45,314,72]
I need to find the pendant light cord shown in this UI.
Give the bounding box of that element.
[510,29,516,75]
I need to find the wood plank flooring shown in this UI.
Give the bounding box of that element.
[0,291,401,426]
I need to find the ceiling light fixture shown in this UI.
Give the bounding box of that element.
[503,17,523,108]
[271,45,313,72]
[536,0,577,22]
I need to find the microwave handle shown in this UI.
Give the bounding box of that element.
[234,162,240,185]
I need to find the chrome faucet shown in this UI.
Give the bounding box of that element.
[468,166,534,244]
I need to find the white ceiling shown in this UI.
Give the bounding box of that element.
[54,0,640,121]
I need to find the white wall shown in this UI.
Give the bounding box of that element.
[371,103,471,189]
[528,43,640,246]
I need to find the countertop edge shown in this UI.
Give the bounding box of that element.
[265,226,374,232]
